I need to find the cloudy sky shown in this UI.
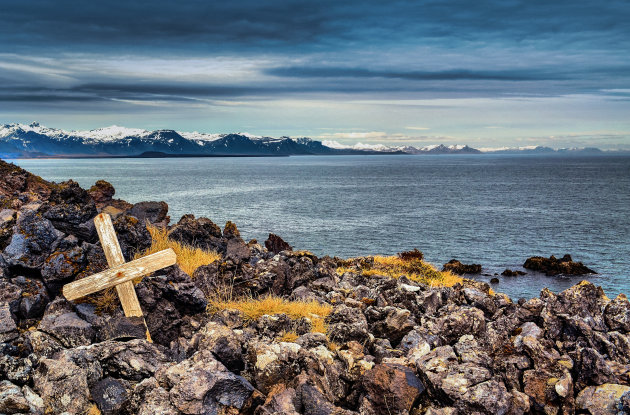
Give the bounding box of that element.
[1,0,629,149]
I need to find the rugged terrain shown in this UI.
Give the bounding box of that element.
[1,158,629,415]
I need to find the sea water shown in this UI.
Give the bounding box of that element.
[12,154,630,299]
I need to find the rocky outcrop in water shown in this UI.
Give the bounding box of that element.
[502,269,527,277]
[442,259,482,275]
[0,159,628,415]
[524,254,596,276]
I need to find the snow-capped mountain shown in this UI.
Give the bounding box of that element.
[321,141,480,154]
[0,122,347,158]
[483,145,605,154]
[0,122,486,158]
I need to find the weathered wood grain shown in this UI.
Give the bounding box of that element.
[94,213,144,317]
[63,249,177,301]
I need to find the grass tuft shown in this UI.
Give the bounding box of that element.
[278,331,299,342]
[208,296,332,334]
[135,225,221,276]
[337,255,463,287]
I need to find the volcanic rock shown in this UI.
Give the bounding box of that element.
[168,214,223,252]
[360,363,424,415]
[88,179,116,207]
[523,254,596,275]
[0,380,30,414]
[501,268,527,276]
[265,233,293,253]
[1,158,629,415]
[130,201,169,226]
[442,259,482,275]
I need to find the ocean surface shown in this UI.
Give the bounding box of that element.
[11,155,630,300]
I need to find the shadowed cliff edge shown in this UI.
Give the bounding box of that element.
[0,158,629,415]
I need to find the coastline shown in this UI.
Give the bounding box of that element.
[1,158,629,414]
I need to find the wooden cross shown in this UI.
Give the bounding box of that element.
[63,213,176,340]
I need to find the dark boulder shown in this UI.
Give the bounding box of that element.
[38,310,95,348]
[398,248,424,261]
[365,306,415,345]
[13,276,50,320]
[223,220,241,239]
[91,377,130,415]
[135,266,207,346]
[501,269,527,277]
[523,254,595,276]
[88,180,116,207]
[168,214,224,252]
[360,363,424,415]
[42,180,98,240]
[225,237,251,263]
[265,233,293,254]
[111,214,152,260]
[40,244,86,295]
[442,259,482,275]
[3,210,63,272]
[129,201,169,226]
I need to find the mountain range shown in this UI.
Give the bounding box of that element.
[0,122,614,158]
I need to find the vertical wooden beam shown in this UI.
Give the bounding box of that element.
[94,213,144,317]
[94,213,152,341]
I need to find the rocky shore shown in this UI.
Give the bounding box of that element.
[1,159,629,415]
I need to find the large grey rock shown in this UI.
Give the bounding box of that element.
[156,349,255,414]
[87,339,171,382]
[33,357,91,414]
[197,321,244,372]
[0,303,17,343]
[40,244,86,294]
[128,377,179,415]
[38,311,95,348]
[436,305,486,343]
[605,294,630,333]
[130,201,169,226]
[576,383,630,415]
[326,305,370,344]
[249,341,302,395]
[0,380,30,415]
[3,210,63,270]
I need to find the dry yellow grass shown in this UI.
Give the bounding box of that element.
[135,225,221,276]
[209,296,332,334]
[337,255,463,287]
[278,331,299,342]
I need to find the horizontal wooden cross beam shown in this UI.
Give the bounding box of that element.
[63,249,177,301]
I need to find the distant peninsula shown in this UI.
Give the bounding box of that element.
[0,122,621,158]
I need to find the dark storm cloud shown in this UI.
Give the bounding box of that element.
[265,67,566,81]
[0,0,629,112]
[1,0,629,53]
